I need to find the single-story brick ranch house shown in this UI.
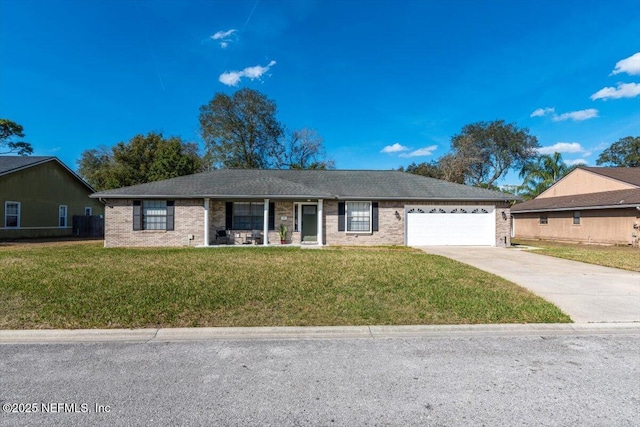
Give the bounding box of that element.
[511,166,640,246]
[91,169,518,248]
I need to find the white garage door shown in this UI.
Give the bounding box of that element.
[406,206,495,246]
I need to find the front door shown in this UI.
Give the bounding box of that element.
[301,205,317,242]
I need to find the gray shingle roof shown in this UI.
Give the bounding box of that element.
[0,156,56,176]
[511,188,640,212]
[91,169,518,201]
[580,166,640,187]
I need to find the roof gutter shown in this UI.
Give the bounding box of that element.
[512,204,640,213]
[91,194,518,202]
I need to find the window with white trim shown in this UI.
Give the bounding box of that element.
[233,202,263,230]
[59,205,68,228]
[346,201,371,232]
[133,200,174,231]
[229,202,275,231]
[539,214,548,225]
[4,201,20,228]
[84,207,92,216]
[143,200,167,230]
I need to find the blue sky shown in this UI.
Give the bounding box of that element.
[1,0,639,186]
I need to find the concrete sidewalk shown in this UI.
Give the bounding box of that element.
[417,246,640,323]
[0,323,639,344]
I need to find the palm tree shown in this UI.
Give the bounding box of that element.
[518,152,576,200]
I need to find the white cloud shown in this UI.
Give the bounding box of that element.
[537,142,584,155]
[564,158,588,166]
[211,29,236,40]
[218,60,277,86]
[211,29,237,48]
[399,145,438,157]
[380,143,409,153]
[590,82,640,100]
[530,107,555,117]
[242,61,276,79]
[219,71,242,86]
[610,52,640,76]
[552,109,598,122]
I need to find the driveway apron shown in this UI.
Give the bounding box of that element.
[416,246,640,323]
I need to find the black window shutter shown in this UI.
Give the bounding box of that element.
[166,201,175,231]
[133,200,141,230]
[225,202,233,229]
[372,202,379,232]
[338,202,345,232]
[268,202,275,230]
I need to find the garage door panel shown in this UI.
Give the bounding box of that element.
[406,206,495,246]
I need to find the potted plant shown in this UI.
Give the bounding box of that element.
[279,224,287,244]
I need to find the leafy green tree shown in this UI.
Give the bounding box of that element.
[78,132,203,191]
[450,120,539,187]
[199,88,284,169]
[596,136,639,167]
[518,152,580,200]
[399,161,443,179]
[77,146,121,191]
[399,154,469,184]
[277,128,334,169]
[0,119,33,156]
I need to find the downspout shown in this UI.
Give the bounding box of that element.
[203,198,210,246]
[317,199,323,246]
[263,199,269,246]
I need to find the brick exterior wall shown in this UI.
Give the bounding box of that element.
[323,200,404,245]
[105,198,513,247]
[495,204,512,247]
[324,200,512,247]
[104,199,204,247]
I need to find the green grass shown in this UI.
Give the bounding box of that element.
[0,242,570,329]
[513,239,640,272]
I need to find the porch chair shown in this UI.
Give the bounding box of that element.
[213,227,232,245]
[246,229,263,245]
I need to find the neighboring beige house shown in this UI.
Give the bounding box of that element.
[91,169,518,248]
[0,156,105,239]
[511,167,640,246]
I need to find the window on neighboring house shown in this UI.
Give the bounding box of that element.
[573,211,580,225]
[59,205,68,228]
[4,201,20,228]
[133,200,175,231]
[84,207,92,216]
[539,214,548,225]
[346,201,371,232]
[230,202,274,231]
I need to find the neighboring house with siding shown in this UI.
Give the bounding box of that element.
[511,167,640,246]
[0,156,104,239]
[90,169,518,248]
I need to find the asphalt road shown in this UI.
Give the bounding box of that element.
[1,331,639,426]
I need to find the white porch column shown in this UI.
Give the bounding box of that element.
[317,199,323,246]
[203,197,210,246]
[263,198,269,246]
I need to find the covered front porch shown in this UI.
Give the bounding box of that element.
[202,198,325,247]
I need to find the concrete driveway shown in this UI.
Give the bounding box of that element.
[416,246,640,323]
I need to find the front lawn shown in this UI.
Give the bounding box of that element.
[0,242,570,329]
[513,239,640,272]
